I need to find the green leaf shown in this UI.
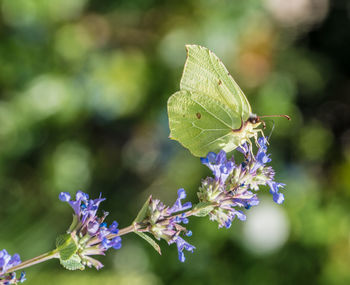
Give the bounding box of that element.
[135,231,162,255]
[56,233,78,261]
[60,254,85,271]
[193,202,215,217]
[133,195,152,224]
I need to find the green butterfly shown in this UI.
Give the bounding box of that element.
[167,44,268,157]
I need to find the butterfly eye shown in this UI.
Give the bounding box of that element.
[248,115,259,124]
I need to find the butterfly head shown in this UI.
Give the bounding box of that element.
[247,113,266,130]
[250,114,291,130]
[247,114,260,125]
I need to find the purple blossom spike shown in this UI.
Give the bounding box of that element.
[141,189,194,262]
[0,250,21,275]
[0,250,25,284]
[0,271,26,284]
[59,191,122,270]
[198,136,286,228]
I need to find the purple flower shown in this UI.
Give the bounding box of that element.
[236,142,250,156]
[200,151,235,184]
[232,190,260,209]
[144,189,194,262]
[98,222,121,250]
[0,250,21,275]
[250,137,271,173]
[59,191,106,224]
[198,137,286,228]
[201,137,285,205]
[169,236,195,262]
[168,189,192,214]
[101,236,122,250]
[267,181,285,204]
[257,137,268,150]
[0,271,26,284]
[18,272,26,283]
[199,178,257,228]
[59,191,122,270]
[0,250,25,284]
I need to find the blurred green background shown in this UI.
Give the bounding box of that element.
[0,0,349,284]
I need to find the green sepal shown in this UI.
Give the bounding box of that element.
[56,233,78,261]
[59,254,85,271]
[135,231,162,255]
[193,202,215,217]
[133,195,152,223]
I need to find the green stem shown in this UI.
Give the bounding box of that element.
[118,224,138,236]
[4,224,138,275]
[4,250,60,274]
[3,203,212,276]
[87,224,137,246]
[177,202,217,218]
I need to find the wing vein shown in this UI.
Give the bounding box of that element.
[190,96,232,129]
[202,132,232,148]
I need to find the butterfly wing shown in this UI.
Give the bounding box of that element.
[168,90,243,157]
[180,44,252,121]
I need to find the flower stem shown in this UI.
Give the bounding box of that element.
[4,223,138,275]
[118,224,138,236]
[4,250,60,274]
[177,202,216,218]
[4,206,211,276]
[87,224,137,246]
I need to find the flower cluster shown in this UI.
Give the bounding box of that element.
[236,137,285,203]
[0,136,287,282]
[198,137,285,228]
[59,191,122,270]
[0,250,25,284]
[145,189,194,262]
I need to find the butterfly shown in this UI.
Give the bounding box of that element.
[167,45,289,157]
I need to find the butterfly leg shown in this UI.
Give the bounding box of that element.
[248,138,253,150]
[250,130,261,148]
[257,129,268,144]
[246,137,254,154]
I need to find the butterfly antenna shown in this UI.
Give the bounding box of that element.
[259,114,291,120]
[267,120,276,141]
[259,115,289,141]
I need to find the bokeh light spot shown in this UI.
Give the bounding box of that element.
[243,200,290,255]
